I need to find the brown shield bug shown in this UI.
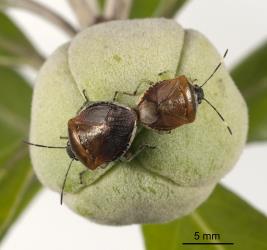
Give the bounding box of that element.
[114,49,232,135]
[25,91,155,204]
[67,101,137,170]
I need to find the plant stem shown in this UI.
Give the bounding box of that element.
[0,54,43,70]
[68,0,99,29]
[27,52,45,70]
[104,0,133,19]
[0,35,45,70]
[5,0,77,36]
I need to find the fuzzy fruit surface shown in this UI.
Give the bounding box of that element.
[30,18,248,225]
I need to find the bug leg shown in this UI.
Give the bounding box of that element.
[82,89,89,102]
[76,90,91,114]
[158,70,172,80]
[113,81,154,101]
[188,78,198,84]
[113,90,134,102]
[122,143,156,162]
[158,71,165,76]
[59,136,68,140]
[79,170,87,185]
[158,70,169,76]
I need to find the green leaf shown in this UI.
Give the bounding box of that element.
[130,0,187,18]
[130,0,160,18]
[153,0,188,17]
[142,185,267,250]
[0,66,41,241]
[231,42,267,142]
[98,0,106,10]
[0,11,44,69]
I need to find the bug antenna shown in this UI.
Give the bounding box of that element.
[23,140,67,149]
[200,49,228,88]
[60,159,74,205]
[203,98,232,135]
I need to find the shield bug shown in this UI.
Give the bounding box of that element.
[114,50,232,135]
[25,91,154,204]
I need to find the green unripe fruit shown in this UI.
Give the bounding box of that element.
[30,18,248,225]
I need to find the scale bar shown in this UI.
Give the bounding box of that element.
[182,243,234,245]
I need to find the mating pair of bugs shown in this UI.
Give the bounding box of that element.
[26,50,231,204]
